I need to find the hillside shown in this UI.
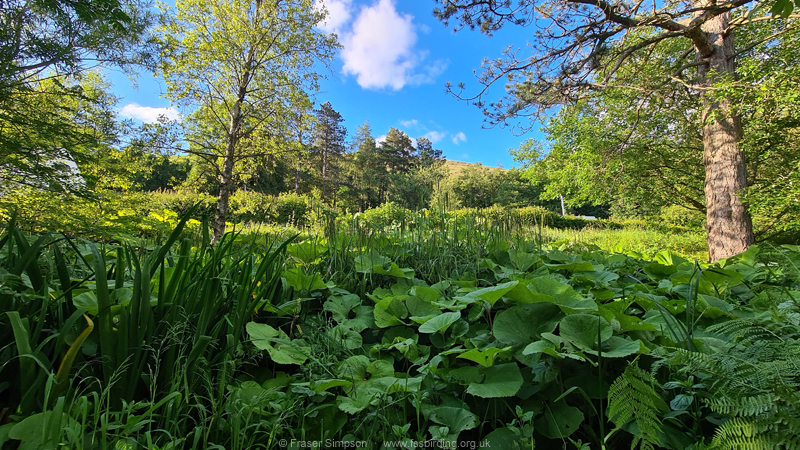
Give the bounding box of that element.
[444,159,509,176]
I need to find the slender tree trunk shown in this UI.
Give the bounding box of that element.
[695,11,754,261]
[213,107,241,243]
[321,148,328,201]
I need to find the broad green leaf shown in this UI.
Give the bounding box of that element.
[327,325,362,350]
[559,314,612,351]
[406,295,442,318]
[463,280,519,306]
[418,311,462,334]
[73,291,99,315]
[483,427,523,450]
[324,294,374,331]
[246,322,309,365]
[509,249,540,271]
[493,303,562,346]
[308,379,352,392]
[466,363,523,398]
[324,293,361,322]
[529,276,597,312]
[354,251,390,273]
[337,355,394,389]
[457,347,512,367]
[373,296,408,328]
[588,336,645,358]
[535,400,584,439]
[504,282,554,304]
[373,262,414,279]
[287,242,328,263]
[430,407,478,438]
[544,261,595,272]
[283,267,326,292]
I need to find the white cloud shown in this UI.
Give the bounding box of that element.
[314,0,352,34]
[400,119,418,127]
[341,0,448,90]
[423,131,446,143]
[452,131,467,145]
[119,103,180,123]
[376,134,387,145]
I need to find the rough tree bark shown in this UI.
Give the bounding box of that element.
[694,9,754,261]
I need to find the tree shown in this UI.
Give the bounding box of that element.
[0,0,150,192]
[351,120,383,210]
[512,21,800,239]
[157,0,337,242]
[311,101,347,203]
[416,137,444,168]
[434,0,796,260]
[380,127,416,174]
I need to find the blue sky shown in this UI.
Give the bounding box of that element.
[109,0,545,169]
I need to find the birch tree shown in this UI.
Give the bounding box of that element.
[157,0,337,241]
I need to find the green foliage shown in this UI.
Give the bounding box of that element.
[608,362,668,450]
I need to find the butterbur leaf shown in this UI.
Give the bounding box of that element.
[418,311,462,334]
[327,325,362,350]
[493,303,562,346]
[464,280,519,306]
[283,267,326,291]
[247,322,309,365]
[466,363,523,398]
[535,400,584,439]
[458,347,512,367]
[430,407,478,438]
[559,314,612,351]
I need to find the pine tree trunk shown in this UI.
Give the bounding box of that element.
[695,11,754,261]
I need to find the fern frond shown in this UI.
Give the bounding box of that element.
[705,394,775,416]
[608,362,665,450]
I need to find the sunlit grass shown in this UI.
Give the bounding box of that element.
[542,226,708,261]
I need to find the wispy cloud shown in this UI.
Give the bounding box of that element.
[119,103,180,123]
[400,119,418,127]
[452,131,467,145]
[423,131,447,143]
[340,0,448,90]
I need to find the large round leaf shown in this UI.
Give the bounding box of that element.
[493,303,563,346]
[327,324,363,350]
[466,363,523,398]
[430,406,478,437]
[558,314,612,351]
[529,277,597,312]
[419,311,462,334]
[246,322,309,365]
[535,400,584,439]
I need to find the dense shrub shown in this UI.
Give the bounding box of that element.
[229,190,274,223]
[273,192,311,227]
[354,201,410,230]
[149,189,216,220]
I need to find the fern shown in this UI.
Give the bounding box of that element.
[607,362,667,450]
[664,299,800,450]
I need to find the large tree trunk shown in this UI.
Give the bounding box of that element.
[695,11,754,261]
